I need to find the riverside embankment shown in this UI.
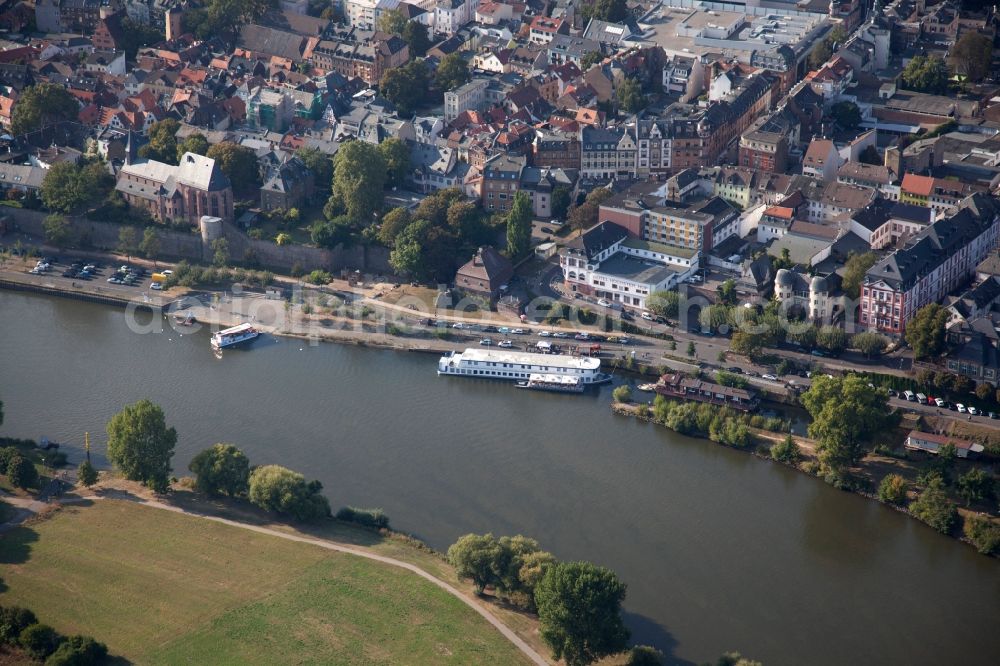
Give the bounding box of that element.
[3,289,1000,666]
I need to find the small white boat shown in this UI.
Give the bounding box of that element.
[211,323,259,349]
[637,383,659,392]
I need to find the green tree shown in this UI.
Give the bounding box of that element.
[402,20,431,57]
[11,83,80,137]
[901,55,950,94]
[140,119,181,164]
[377,7,407,34]
[859,145,881,165]
[0,606,37,644]
[106,399,177,493]
[248,464,330,521]
[910,477,957,534]
[975,382,992,401]
[333,140,387,222]
[582,0,628,22]
[211,237,229,268]
[801,374,895,473]
[19,624,59,661]
[189,443,251,496]
[115,226,137,263]
[841,251,878,299]
[436,53,471,92]
[808,40,832,69]
[140,227,161,265]
[963,515,1000,555]
[877,473,909,505]
[6,455,38,490]
[568,188,612,230]
[44,635,108,666]
[378,138,411,188]
[447,533,502,594]
[616,77,644,114]
[730,331,764,358]
[830,101,861,130]
[42,214,72,249]
[551,186,572,220]
[294,147,333,191]
[581,51,603,69]
[378,207,412,247]
[949,31,993,83]
[850,331,887,358]
[506,192,532,258]
[718,279,737,305]
[77,459,98,487]
[206,142,260,194]
[534,561,629,666]
[816,325,848,354]
[686,341,696,357]
[380,60,430,116]
[646,290,679,319]
[905,303,950,359]
[956,468,994,506]
[770,434,801,464]
[40,162,95,214]
[176,132,209,162]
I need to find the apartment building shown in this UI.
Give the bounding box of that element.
[862,194,1000,335]
[444,78,489,122]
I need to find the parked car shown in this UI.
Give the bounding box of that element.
[762,374,778,381]
[621,310,634,321]
[150,282,163,291]
[574,333,590,341]
[935,398,946,407]
[498,340,513,348]
[957,404,967,413]
[511,328,526,335]
[727,367,744,374]
[451,322,465,329]
[641,312,654,321]
[482,325,497,333]
[539,330,552,337]
[498,327,510,334]
[597,299,612,307]
[968,406,979,416]
[552,331,569,338]
[479,338,493,346]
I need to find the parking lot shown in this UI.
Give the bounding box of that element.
[17,255,162,297]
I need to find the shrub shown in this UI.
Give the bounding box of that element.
[306,269,332,285]
[770,435,801,463]
[77,460,98,487]
[188,444,250,497]
[44,635,108,666]
[0,606,37,644]
[20,623,60,660]
[626,645,664,665]
[963,515,1000,555]
[335,506,390,529]
[248,465,330,522]
[612,385,632,403]
[6,455,39,490]
[877,473,909,505]
[0,446,18,471]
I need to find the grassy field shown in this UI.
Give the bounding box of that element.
[0,500,532,665]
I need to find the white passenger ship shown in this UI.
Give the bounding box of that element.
[211,323,259,349]
[438,348,610,384]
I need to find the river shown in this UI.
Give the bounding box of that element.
[1,291,998,665]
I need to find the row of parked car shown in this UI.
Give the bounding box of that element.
[895,389,997,418]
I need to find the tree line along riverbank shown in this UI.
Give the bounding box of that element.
[611,381,1000,558]
[1,395,767,666]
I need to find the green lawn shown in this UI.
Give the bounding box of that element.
[0,500,530,665]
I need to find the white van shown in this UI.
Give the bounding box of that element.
[903,390,916,401]
[916,392,927,404]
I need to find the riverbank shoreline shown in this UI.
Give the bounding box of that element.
[612,400,1000,557]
